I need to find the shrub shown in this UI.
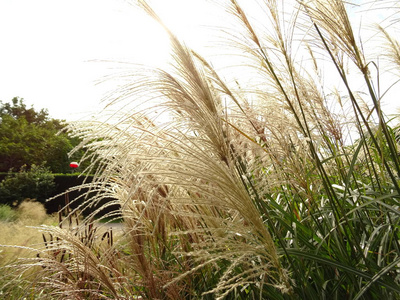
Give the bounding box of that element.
[0,165,55,207]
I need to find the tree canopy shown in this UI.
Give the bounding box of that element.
[0,97,83,173]
[0,97,50,125]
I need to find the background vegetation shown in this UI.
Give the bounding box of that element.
[0,97,83,173]
[0,200,58,299]
[0,97,97,209]
[0,164,55,207]
[1,0,400,299]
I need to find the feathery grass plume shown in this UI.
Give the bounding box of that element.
[300,0,365,70]
[376,24,400,74]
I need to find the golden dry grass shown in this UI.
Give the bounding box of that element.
[0,200,57,266]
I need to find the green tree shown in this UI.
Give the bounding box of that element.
[0,97,83,173]
[0,97,49,125]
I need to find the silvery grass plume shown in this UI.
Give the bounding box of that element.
[3,0,400,299]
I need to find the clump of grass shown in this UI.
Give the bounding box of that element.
[0,200,58,298]
[0,201,57,265]
[3,0,400,299]
[0,204,17,222]
[17,199,48,225]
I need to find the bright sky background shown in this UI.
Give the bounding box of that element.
[0,0,187,120]
[0,0,399,121]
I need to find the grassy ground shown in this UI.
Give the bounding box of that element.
[0,201,58,265]
[0,201,58,298]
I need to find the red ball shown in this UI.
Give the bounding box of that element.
[70,162,79,168]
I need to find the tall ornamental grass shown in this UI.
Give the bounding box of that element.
[2,0,400,299]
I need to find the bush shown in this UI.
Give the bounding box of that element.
[0,165,55,207]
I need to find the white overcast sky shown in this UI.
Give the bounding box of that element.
[0,0,399,121]
[0,0,184,120]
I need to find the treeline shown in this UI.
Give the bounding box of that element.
[0,169,118,216]
[0,97,110,214]
[0,97,87,173]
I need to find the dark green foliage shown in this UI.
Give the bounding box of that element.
[0,97,49,125]
[0,97,85,173]
[0,164,55,206]
[47,175,119,216]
